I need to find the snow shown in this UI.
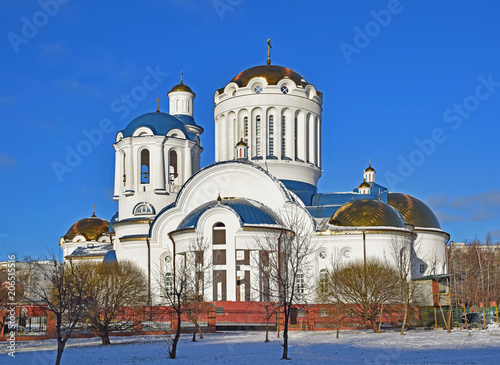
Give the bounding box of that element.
[3,325,500,364]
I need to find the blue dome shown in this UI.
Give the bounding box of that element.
[103,250,117,263]
[120,112,191,139]
[173,114,199,127]
[177,198,281,230]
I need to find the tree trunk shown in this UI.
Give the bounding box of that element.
[170,299,182,359]
[371,319,379,333]
[401,296,408,335]
[55,340,64,365]
[378,304,384,333]
[196,322,203,339]
[265,306,270,342]
[101,333,111,345]
[282,304,289,360]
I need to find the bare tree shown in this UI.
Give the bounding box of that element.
[386,237,420,335]
[253,205,317,360]
[182,235,212,342]
[324,259,400,333]
[158,234,211,358]
[81,260,148,345]
[26,257,89,365]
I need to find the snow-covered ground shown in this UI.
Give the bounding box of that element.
[2,325,500,364]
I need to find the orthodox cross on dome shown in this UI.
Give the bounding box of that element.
[217,188,221,203]
[180,70,183,84]
[156,97,160,113]
[267,38,272,65]
[369,157,371,165]
[92,203,96,217]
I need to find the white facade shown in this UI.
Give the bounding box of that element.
[62,61,450,305]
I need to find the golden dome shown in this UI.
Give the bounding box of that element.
[388,193,441,229]
[168,82,195,95]
[230,65,308,88]
[358,180,370,188]
[364,164,375,172]
[236,138,247,147]
[64,216,109,241]
[329,199,405,228]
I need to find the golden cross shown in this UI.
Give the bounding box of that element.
[92,203,96,217]
[267,38,272,65]
[180,70,183,84]
[156,97,160,112]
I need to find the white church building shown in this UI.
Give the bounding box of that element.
[60,54,449,304]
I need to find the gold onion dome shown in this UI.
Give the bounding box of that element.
[329,199,405,228]
[169,82,194,95]
[364,164,375,172]
[64,216,110,241]
[230,65,309,88]
[387,193,441,229]
[358,179,370,188]
[236,138,247,146]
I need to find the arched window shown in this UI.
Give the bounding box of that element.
[281,116,286,158]
[133,202,154,216]
[169,150,177,185]
[187,99,191,114]
[419,263,426,274]
[141,149,150,184]
[256,116,261,156]
[268,115,274,156]
[175,99,179,111]
[213,222,226,245]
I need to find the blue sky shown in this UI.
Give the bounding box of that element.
[1,0,499,259]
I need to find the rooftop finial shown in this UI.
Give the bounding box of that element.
[180,70,183,84]
[156,97,160,113]
[267,38,272,65]
[92,203,96,217]
[369,157,371,166]
[217,188,221,203]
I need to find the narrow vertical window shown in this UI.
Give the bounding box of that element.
[244,117,248,144]
[141,149,150,184]
[169,150,177,185]
[268,115,274,156]
[122,152,126,186]
[213,222,226,245]
[281,116,286,158]
[296,271,305,296]
[256,116,261,156]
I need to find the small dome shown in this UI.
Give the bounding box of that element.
[64,216,109,241]
[229,65,308,88]
[329,199,405,228]
[358,180,370,188]
[388,193,441,229]
[364,164,375,172]
[236,138,247,147]
[120,112,190,138]
[168,82,195,95]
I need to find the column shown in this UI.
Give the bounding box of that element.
[154,144,166,193]
[125,144,134,193]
